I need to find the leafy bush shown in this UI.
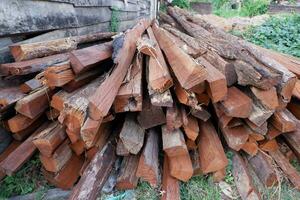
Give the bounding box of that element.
[241,0,269,17]
[172,0,190,9]
[243,14,300,57]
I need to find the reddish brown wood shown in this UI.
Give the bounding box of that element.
[0,141,21,180]
[242,141,258,156]
[283,120,300,160]
[116,139,130,156]
[183,115,199,141]
[259,139,279,152]
[20,79,42,94]
[196,93,210,106]
[116,154,140,190]
[44,61,75,87]
[292,80,300,100]
[220,124,250,151]
[212,168,226,183]
[245,119,268,135]
[189,149,203,176]
[186,138,198,150]
[7,113,42,133]
[250,87,279,110]
[70,140,85,156]
[46,108,60,121]
[270,109,297,133]
[266,125,282,140]
[0,87,25,110]
[174,79,198,107]
[198,120,228,174]
[88,19,151,121]
[166,103,183,131]
[168,153,193,182]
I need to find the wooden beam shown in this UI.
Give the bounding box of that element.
[120,114,145,155]
[116,139,130,156]
[250,86,279,110]
[241,141,258,156]
[7,113,43,134]
[270,109,297,133]
[136,129,159,187]
[88,19,151,121]
[292,80,300,100]
[259,139,279,152]
[212,168,226,183]
[44,61,75,87]
[183,115,199,141]
[0,141,21,180]
[189,149,203,176]
[283,120,300,160]
[116,154,140,190]
[166,103,183,131]
[168,153,193,182]
[244,119,268,135]
[220,124,250,151]
[198,120,228,174]
[0,86,25,110]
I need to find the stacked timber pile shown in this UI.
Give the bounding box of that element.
[0,6,300,200]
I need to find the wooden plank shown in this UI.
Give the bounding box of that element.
[183,115,199,141]
[219,87,252,118]
[120,113,145,155]
[269,149,300,190]
[69,41,113,75]
[43,154,84,190]
[247,151,278,187]
[166,103,183,131]
[212,168,226,183]
[88,19,151,121]
[196,57,227,103]
[113,54,143,113]
[270,109,297,133]
[7,113,42,133]
[174,79,198,107]
[283,120,300,160]
[46,108,60,121]
[232,151,261,200]
[220,124,250,151]
[15,86,54,119]
[116,154,140,190]
[161,156,180,200]
[190,149,203,176]
[70,140,85,156]
[0,141,21,180]
[0,86,25,110]
[20,79,43,94]
[250,86,279,110]
[242,141,258,156]
[266,125,282,140]
[198,120,228,174]
[116,139,130,156]
[33,122,67,157]
[44,61,75,87]
[259,139,279,152]
[136,129,159,187]
[0,122,49,175]
[0,53,69,76]
[152,22,207,90]
[68,142,116,200]
[168,153,193,182]
[245,119,268,135]
[40,139,72,173]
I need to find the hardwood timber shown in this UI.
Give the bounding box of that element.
[190,149,203,176]
[166,103,183,131]
[196,93,210,106]
[116,154,140,190]
[186,138,198,150]
[69,41,113,74]
[220,124,250,151]
[40,139,72,173]
[242,141,258,156]
[33,122,67,157]
[152,22,207,90]
[20,79,42,94]
[137,34,157,57]
[0,141,21,180]
[70,140,85,156]
[168,153,193,182]
[249,132,265,141]
[212,168,226,183]
[51,90,72,112]
[283,120,300,160]
[219,87,252,118]
[66,128,80,144]
[116,139,130,156]
[120,114,145,155]
[245,119,268,135]
[198,120,228,174]
[0,53,69,76]
[0,87,24,110]
[213,103,233,128]
[161,156,180,200]
[9,32,115,62]
[266,125,282,140]
[183,115,199,141]
[232,151,261,200]
[88,19,151,121]
[148,88,173,107]
[250,87,279,110]
[68,142,116,200]
[0,123,49,175]
[174,79,198,107]
[15,86,54,119]
[269,149,300,190]
[270,109,297,133]
[277,138,297,161]
[46,109,60,121]
[259,139,279,152]
[292,80,300,100]
[247,151,278,187]
[42,154,84,190]
[196,57,227,103]
[191,105,211,122]
[44,61,75,87]
[114,54,143,113]
[7,113,42,133]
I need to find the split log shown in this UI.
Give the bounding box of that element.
[186,138,198,150]
[116,154,140,190]
[0,87,25,110]
[116,139,130,156]
[266,125,282,140]
[277,138,297,161]
[250,87,279,110]
[0,141,21,180]
[190,149,202,176]
[70,140,85,156]
[88,19,151,121]
[66,128,80,144]
[46,109,60,121]
[7,113,42,133]
[146,27,173,93]
[270,109,297,133]
[168,153,193,182]
[148,88,173,108]
[51,90,72,112]
[69,41,113,74]
[137,34,157,57]
[198,120,228,173]
[232,151,261,200]
[213,103,234,128]
[162,125,188,157]
[196,93,210,106]
[249,132,265,141]
[196,57,227,103]
[245,119,268,135]
[113,54,143,113]
[43,154,84,190]
[33,122,67,157]
[174,79,198,107]
[44,61,75,87]
[242,141,258,156]
[159,11,182,31]
[183,115,199,141]
[68,142,116,200]
[20,79,42,94]
[120,114,145,155]
[9,32,115,61]
[0,53,69,76]
[161,156,180,200]
[220,124,250,151]
[0,122,49,175]
[152,22,207,90]
[269,149,300,190]
[166,103,182,131]
[259,139,279,152]
[40,139,72,173]
[283,120,300,160]
[218,87,252,118]
[15,86,54,119]
[212,168,226,183]
[136,129,159,186]
[247,151,278,187]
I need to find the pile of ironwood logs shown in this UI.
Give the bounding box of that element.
[1,6,300,200]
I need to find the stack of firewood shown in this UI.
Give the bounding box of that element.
[1,6,300,200]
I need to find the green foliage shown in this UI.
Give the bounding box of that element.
[110,7,120,32]
[172,0,190,9]
[0,155,50,199]
[243,14,300,57]
[135,181,160,200]
[224,151,234,184]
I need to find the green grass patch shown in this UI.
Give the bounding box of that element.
[110,7,120,32]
